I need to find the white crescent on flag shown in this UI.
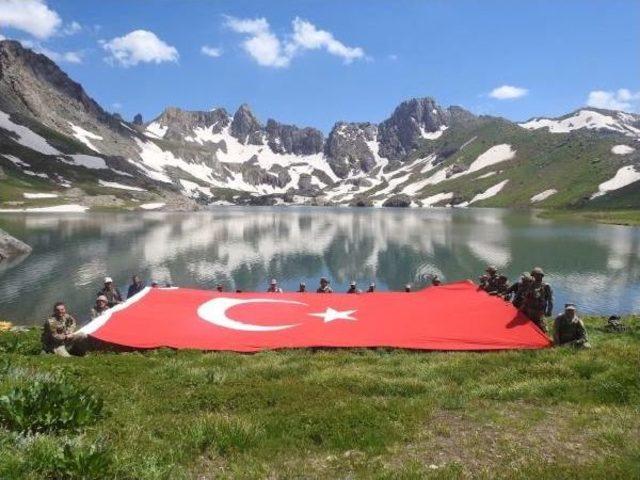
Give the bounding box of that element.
[197,297,306,332]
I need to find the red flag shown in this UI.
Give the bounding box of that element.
[79,281,551,351]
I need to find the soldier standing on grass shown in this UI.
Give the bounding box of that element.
[521,267,553,332]
[553,303,590,348]
[42,302,87,356]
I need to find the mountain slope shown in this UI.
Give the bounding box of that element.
[1,40,639,211]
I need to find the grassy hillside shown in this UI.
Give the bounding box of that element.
[375,118,640,209]
[1,317,638,479]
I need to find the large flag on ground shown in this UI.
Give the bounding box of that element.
[79,281,551,351]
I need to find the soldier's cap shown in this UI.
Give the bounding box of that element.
[104,276,113,283]
[564,303,576,310]
[350,281,356,286]
[485,266,497,273]
[270,279,277,285]
[299,282,306,286]
[531,267,545,276]
[369,282,376,287]
[405,284,411,288]
[97,295,108,302]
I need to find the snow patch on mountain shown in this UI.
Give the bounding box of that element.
[145,122,168,139]
[0,111,61,155]
[69,123,103,153]
[591,166,640,199]
[420,125,448,140]
[467,145,516,174]
[519,110,640,137]
[179,179,212,198]
[68,154,108,170]
[477,171,497,179]
[140,202,166,210]
[530,189,557,203]
[611,144,636,155]
[421,192,454,206]
[460,179,509,206]
[98,180,146,191]
[0,204,88,213]
[23,192,59,199]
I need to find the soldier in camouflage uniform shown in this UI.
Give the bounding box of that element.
[506,273,533,308]
[521,267,553,332]
[481,266,500,292]
[42,302,87,356]
[553,303,590,348]
[90,295,110,319]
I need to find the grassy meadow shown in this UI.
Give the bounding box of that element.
[0,317,639,479]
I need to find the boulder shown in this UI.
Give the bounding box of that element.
[382,194,412,208]
[0,228,32,260]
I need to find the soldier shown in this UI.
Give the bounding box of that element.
[505,273,532,308]
[317,277,333,293]
[347,281,361,294]
[367,283,376,293]
[431,275,442,286]
[553,304,590,348]
[521,267,553,332]
[482,266,500,292]
[98,277,123,307]
[297,282,307,293]
[477,274,489,291]
[42,302,86,356]
[604,315,627,333]
[127,275,145,299]
[91,295,110,319]
[216,284,224,293]
[405,284,412,293]
[267,279,283,293]
[488,274,509,297]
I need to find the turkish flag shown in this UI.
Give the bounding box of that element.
[79,281,551,351]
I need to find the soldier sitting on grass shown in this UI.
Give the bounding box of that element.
[553,303,591,348]
[42,302,87,357]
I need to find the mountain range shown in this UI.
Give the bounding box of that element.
[1,39,639,212]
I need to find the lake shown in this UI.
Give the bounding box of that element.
[1,207,639,325]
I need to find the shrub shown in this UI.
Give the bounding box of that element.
[0,330,41,355]
[0,376,104,433]
[52,441,114,480]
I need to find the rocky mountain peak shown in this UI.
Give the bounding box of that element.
[377,97,451,161]
[265,119,324,156]
[0,40,110,127]
[325,122,379,178]
[149,106,230,142]
[231,103,263,145]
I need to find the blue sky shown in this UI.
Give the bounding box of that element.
[0,0,639,132]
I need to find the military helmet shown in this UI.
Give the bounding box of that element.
[531,267,545,276]
[485,266,497,274]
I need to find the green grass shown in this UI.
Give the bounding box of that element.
[0,317,639,478]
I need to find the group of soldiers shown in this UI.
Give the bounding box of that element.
[43,267,593,356]
[478,265,590,348]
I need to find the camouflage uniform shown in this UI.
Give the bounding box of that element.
[41,314,86,356]
[553,313,590,348]
[91,305,110,319]
[98,286,123,307]
[521,281,553,332]
[506,274,532,308]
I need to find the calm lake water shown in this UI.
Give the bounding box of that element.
[1,207,639,325]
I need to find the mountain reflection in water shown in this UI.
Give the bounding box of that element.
[1,207,640,325]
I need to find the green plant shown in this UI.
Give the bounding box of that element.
[0,377,104,433]
[0,329,41,355]
[52,440,114,480]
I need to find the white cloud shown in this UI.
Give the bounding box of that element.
[290,17,364,64]
[225,16,365,68]
[587,89,640,112]
[0,0,61,39]
[201,45,222,58]
[102,30,179,67]
[61,20,81,36]
[489,85,529,100]
[19,39,82,63]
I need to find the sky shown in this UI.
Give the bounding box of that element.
[0,0,639,132]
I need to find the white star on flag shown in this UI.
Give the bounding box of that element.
[309,307,357,323]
